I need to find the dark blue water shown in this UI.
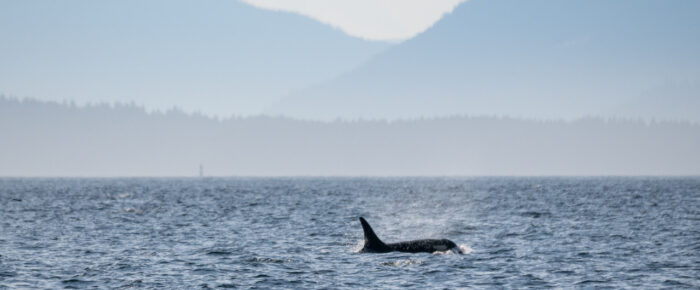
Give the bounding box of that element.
[1,177,698,288]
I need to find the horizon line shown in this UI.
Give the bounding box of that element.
[2,175,699,179]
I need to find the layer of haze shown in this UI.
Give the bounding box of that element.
[2,98,699,176]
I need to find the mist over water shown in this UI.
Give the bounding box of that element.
[3,98,699,177]
[1,177,698,288]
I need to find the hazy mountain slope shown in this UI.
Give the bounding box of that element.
[0,0,389,116]
[612,82,700,122]
[2,97,699,176]
[268,0,700,120]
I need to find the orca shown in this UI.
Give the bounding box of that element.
[358,217,462,254]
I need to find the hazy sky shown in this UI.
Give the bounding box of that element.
[241,0,467,41]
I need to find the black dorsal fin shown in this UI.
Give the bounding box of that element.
[359,217,390,252]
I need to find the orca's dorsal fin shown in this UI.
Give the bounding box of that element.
[359,217,389,252]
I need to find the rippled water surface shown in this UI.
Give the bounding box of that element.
[1,177,699,288]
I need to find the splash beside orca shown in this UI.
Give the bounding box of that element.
[358,217,462,254]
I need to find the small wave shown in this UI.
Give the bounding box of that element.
[448,225,478,235]
[206,250,233,256]
[520,211,550,218]
[0,270,17,278]
[576,279,610,285]
[663,279,692,287]
[380,259,424,267]
[248,257,295,264]
[62,278,94,285]
[488,247,513,255]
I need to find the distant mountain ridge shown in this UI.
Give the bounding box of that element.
[2,97,699,176]
[0,0,389,116]
[267,0,700,121]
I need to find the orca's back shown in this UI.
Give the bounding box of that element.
[387,239,458,253]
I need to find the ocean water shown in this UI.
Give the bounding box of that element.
[0,177,698,288]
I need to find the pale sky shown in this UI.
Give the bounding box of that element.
[241,0,467,41]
